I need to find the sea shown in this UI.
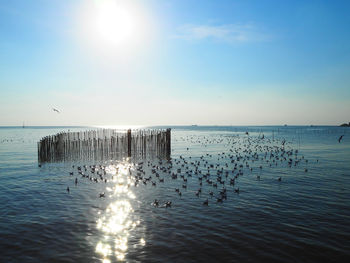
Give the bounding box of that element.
[0,125,349,263]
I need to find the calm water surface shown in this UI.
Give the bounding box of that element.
[0,126,349,263]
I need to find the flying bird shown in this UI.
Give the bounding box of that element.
[338,135,344,143]
[52,108,60,113]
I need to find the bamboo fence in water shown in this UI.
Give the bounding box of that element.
[38,128,171,163]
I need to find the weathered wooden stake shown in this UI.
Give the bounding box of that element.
[166,128,171,158]
[127,129,132,157]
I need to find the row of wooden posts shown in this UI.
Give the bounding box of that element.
[38,128,171,163]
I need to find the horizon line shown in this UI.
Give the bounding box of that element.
[0,124,347,128]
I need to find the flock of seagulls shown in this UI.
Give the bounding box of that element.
[64,132,315,207]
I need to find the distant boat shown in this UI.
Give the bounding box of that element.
[284,124,287,127]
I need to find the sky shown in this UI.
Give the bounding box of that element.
[0,0,349,126]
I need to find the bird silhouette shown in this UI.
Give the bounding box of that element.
[338,135,344,143]
[52,108,60,113]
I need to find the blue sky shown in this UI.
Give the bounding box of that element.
[0,0,349,126]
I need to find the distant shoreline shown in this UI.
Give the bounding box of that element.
[0,125,347,129]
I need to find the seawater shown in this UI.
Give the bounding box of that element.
[0,126,349,263]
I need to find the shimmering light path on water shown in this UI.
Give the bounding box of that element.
[0,126,349,262]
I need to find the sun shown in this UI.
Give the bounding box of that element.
[77,0,152,53]
[95,0,134,45]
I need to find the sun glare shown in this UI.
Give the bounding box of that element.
[77,0,154,56]
[95,0,134,45]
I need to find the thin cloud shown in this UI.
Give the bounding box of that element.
[173,23,271,43]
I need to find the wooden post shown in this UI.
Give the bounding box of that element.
[166,128,171,158]
[127,129,131,157]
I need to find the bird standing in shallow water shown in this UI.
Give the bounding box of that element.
[153,199,159,207]
[338,135,344,143]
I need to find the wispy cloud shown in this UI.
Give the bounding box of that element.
[173,23,270,43]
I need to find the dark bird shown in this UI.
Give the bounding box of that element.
[153,199,159,207]
[52,108,60,113]
[338,135,344,143]
[66,186,70,193]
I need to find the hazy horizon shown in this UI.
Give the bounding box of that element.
[0,123,348,128]
[1,0,350,126]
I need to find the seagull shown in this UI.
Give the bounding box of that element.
[52,108,60,113]
[338,135,344,143]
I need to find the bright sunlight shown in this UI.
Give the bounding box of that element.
[76,0,154,57]
[95,0,134,45]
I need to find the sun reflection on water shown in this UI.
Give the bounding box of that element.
[95,161,141,262]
